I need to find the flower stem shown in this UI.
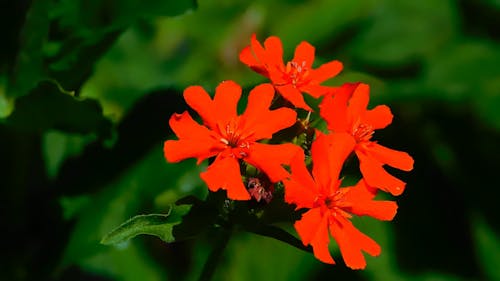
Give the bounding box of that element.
[198,226,232,281]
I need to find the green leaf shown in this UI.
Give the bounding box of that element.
[53,0,197,33]
[6,80,112,136]
[0,75,14,117]
[101,205,191,245]
[472,214,500,281]
[270,0,367,49]
[239,212,311,254]
[212,231,317,281]
[80,242,166,281]
[350,0,458,66]
[59,148,198,267]
[8,0,51,98]
[43,130,97,179]
[423,41,500,130]
[48,30,123,91]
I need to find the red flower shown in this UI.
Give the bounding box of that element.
[239,34,343,111]
[164,81,301,200]
[284,132,398,269]
[319,83,414,196]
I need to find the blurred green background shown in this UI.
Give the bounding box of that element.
[1,0,499,280]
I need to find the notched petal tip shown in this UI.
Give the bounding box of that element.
[294,41,315,67]
[364,105,393,130]
[239,45,256,65]
[184,85,208,100]
[200,157,250,201]
[217,80,241,91]
[251,82,275,95]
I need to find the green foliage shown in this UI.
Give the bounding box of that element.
[6,81,111,136]
[9,0,51,98]
[472,214,500,281]
[351,0,458,65]
[101,206,191,245]
[79,243,166,281]
[1,0,499,280]
[59,148,204,269]
[213,232,318,281]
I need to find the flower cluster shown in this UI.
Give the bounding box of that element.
[164,35,413,269]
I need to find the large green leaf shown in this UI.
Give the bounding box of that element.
[49,0,197,91]
[211,232,317,281]
[59,147,204,269]
[6,0,198,102]
[5,81,112,136]
[101,206,191,245]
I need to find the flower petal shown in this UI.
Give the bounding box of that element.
[348,83,370,123]
[263,36,285,68]
[295,208,323,245]
[276,84,312,111]
[239,83,297,140]
[367,143,414,171]
[293,41,315,68]
[290,150,317,192]
[363,105,393,130]
[184,85,217,129]
[310,212,335,264]
[246,142,302,182]
[310,131,332,191]
[168,111,209,139]
[164,112,222,163]
[200,156,250,200]
[319,83,359,132]
[356,150,406,196]
[284,151,317,208]
[329,217,381,270]
[250,34,269,69]
[164,139,219,164]
[311,132,355,194]
[295,208,335,264]
[343,180,398,221]
[310,60,343,83]
[213,80,241,125]
[283,179,316,209]
[239,45,258,66]
[239,45,268,76]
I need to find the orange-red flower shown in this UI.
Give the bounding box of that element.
[164,81,301,200]
[319,83,414,196]
[239,34,343,111]
[284,132,398,269]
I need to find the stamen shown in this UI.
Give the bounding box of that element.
[353,123,374,142]
[220,119,242,147]
[285,60,309,85]
[217,120,251,159]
